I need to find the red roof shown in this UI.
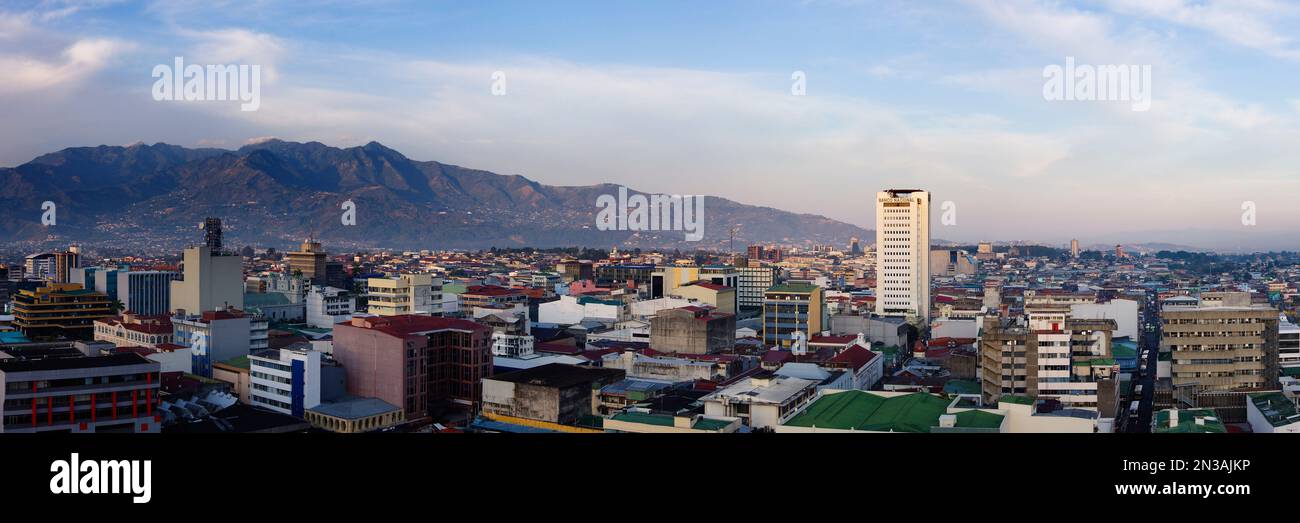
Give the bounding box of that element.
[347,314,488,338]
[827,344,878,371]
[685,281,729,291]
[464,285,523,297]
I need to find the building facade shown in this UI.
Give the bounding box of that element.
[874,189,931,324]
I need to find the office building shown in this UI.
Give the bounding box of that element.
[1070,239,1080,258]
[116,270,181,316]
[1160,294,1279,392]
[875,189,931,324]
[737,264,777,310]
[249,344,345,417]
[173,309,269,378]
[762,283,825,348]
[171,244,244,314]
[287,239,328,284]
[333,315,493,418]
[1279,315,1300,371]
[12,283,113,340]
[0,348,161,433]
[24,253,55,281]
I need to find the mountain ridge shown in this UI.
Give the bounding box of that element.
[0,140,872,250]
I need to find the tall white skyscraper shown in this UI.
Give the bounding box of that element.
[874,189,930,324]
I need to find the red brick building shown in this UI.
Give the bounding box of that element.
[333,315,493,420]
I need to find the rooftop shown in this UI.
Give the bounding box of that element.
[783,390,997,433]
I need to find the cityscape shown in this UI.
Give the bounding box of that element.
[4,192,1299,435]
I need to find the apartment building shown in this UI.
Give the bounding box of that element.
[366,274,439,316]
[762,283,824,348]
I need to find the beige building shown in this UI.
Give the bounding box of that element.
[171,245,244,314]
[286,239,327,283]
[366,274,437,316]
[671,281,736,315]
[979,307,1120,413]
[1161,294,1279,393]
[875,189,931,323]
[649,306,735,354]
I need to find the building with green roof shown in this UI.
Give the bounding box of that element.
[1246,392,1300,433]
[1152,408,1226,433]
[777,390,1006,433]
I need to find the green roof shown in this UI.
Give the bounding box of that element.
[999,395,1036,405]
[1153,409,1226,433]
[1158,351,1172,361]
[1249,393,1300,427]
[953,410,1005,429]
[765,283,819,294]
[783,391,952,433]
[243,292,292,307]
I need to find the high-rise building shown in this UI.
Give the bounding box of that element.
[979,307,1120,414]
[762,283,824,348]
[1160,293,1280,392]
[51,249,80,284]
[171,244,244,314]
[747,245,765,261]
[874,189,931,324]
[24,253,54,280]
[12,283,114,340]
[1070,239,1080,258]
[1115,244,1126,258]
[287,239,328,284]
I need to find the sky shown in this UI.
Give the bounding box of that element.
[3,0,1300,249]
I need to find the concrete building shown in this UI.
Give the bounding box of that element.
[650,306,735,354]
[538,294,624,325]
[979,308,1121,414]
[12,283,113,341]
[700,373,818,429]
[1160,295,1279,393]
[603,411,742,433]
[286,239,327,284]
[930,249,975,277]
[762,283,825,348]
[332,315,493,418]
[481,363,624,425]
[737,265,777,310]
[171,244,244,314]
[249,345,345,417]
[305,285,356,329]
[366,274,438,316]
[172,309,269,378]
[0,349,162,433]
[1070,299,1139,340]
[875,189,931,324]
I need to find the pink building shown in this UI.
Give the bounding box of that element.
[333,315,492,421]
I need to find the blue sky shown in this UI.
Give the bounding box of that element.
[4,0,1300,248]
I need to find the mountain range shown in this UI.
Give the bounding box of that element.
[0,140,871,251]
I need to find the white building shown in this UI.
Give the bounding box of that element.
[1070,299,1139,339]
[249,345,339,417]
[538,295,623,325]
[701,374,818,429]
[1279,315,1300,370]
[1246,392,1300,433]
[306,285,356,329]
[172,309,268,378]
[874,189,930,324]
